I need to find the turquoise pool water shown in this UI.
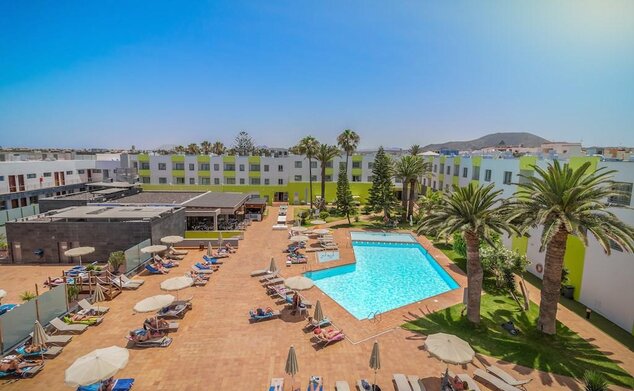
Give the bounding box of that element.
[305,241,459,319]
[350,231,417,243]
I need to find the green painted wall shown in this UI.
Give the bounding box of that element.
[172,170,185,177]
[351,168,363,176]
[511,235,528,254]
[248,156,261,164]
[452,176,459,186]
[569,156,599,172]
[138,154,150,163]
[471,156,482,167]
[453,156,461,165]
[519,156,537,170]
[223,156,236,163]
[563,235,586,300]
[198,170,211,177]
[197,155,210,163]
[352,155,363,162]
[248,171,261,178]
[171,155,185,163]
[138,169,151,177]
[440,156,447,164]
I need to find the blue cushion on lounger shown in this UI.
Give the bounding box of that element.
[112,378,135,391]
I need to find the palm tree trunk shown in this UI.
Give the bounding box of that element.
[321,164,326,201]
[401,181,408,219]
[408,179,416,218]
[345,153,350,179]
[464,231,483,324]
[538,228,569,335]
[308,158,313,210]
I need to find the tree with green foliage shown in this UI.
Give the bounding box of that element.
[507,161,634,335]
[293,136,320,210]
[315,144,340,203]
[108,251,126,274]
[367,147,399,220]
[417,190,444,220]
[409,144,423,156]
[337,129,360,172]
[200,140,212,154]
[233,131,256,156]
[480,245,530,310]
[336,167,355,224]
[211,141,225,155]
[186,143,200,155]
[394,155,430,219]
[417,183,514,324]
[0,233,7,251]
[173,145,185,154]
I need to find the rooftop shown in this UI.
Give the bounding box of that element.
[111,191,204,204]
[22,205,179,222]
[182,191,253,209]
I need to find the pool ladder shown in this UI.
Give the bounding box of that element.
[367,310,382,324]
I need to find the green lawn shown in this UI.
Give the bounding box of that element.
[402,242,634,388]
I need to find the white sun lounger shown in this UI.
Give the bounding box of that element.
[270,378,284,389]
[192,264,214,274]
[263,277,285,286]
[335,380,351,391]
[50,317,88,334]
[474,369,522,391]
[110,275,144,290]
[171,249,188,255]
[30,331,72,345]
[393,374,413,391]
[259,271,280,282]
[448,371,481,391]
[407,375,427,391]
[250,268,269,277]
[486,365,532,387]
[78,299,109,314]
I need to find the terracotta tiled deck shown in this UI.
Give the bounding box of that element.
[0,206,629,390]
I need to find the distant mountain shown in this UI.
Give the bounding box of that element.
[423,132,550,151]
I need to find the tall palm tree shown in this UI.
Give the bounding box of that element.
[337,129,360,174]
[186,143,200,155]
[417,183,513,324]
[393,157,413,217]
[507,161,634,335]
[294,136,320,210]
[409,144,423,156]
[406,158,431,218]
[173,145,185,154]
[211,141,225,155]
[200,140,212,155]
[418,190,444,218]
[315,144,340,202]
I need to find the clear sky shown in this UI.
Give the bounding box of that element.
[1,1,633,149]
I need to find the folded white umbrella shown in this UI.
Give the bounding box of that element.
[313,300,324,322]
[65,346,129,387]
[133,294,175,313]
[268,258,278,274]
[424,333,475,365]
[0,289,6,299]
[284,276,314,291]
[92,283,106,303]
[32,320,49,346]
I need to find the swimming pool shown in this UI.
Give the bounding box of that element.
[305,241,458,320]
[350,231,417,243]
[317,251,340,263]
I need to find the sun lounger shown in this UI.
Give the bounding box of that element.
[259,271,280,282]
[166,253,184,260]
[448,371,481,391]
[307,376,323,391]
[63,315,103,326]
[249,309,280,322]
[50,317,87,334]
[407,375,427,391]
[486,365,531,387]
[393,374,413,391]
[283,294,312,308]
[126,335,172,348]
[263,277,285,286]
[269,377,284,391]
[78,299,109,314]
[171,248,188,255]
[250,268,270,277]
[145,264,166,275]
[321,244,338,251]
[357,379,376,391]
[474,369,522,391]
[306,317,331,329]
[78,378,135,391]
[314,330,345,347]
[0,304,17,315]
[290,257,308,264]
[157,303,189,319]
[29,331,72,346]
[0,362,44,379]
[16,345,63,358]
[192,264,214,274]
[335,380,350,391]
[111,274,144,290]
[203,255,224,265]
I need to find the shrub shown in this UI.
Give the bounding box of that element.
[67,284,80,302]
[452,232,467,258]
[0,233,7,251]
[583,370,608,391]
[354,215,360,223]
[108,251,126,274]
[20,291,37,302]
[319,211,330,220]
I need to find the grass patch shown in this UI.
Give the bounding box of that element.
[404,241,634,388]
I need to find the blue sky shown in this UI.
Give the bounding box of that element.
[1,1,633,149]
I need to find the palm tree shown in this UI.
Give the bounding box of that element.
[200,140,212,155]
[211,142,225,155]
[508,161,634,335]
[337,129,360,174]
[315,144,340,202]
[186,143,200,155]
[294,136,320,210]
[417,183,513,324]
[418,190,444,218]
[406,158,431,218]
[393,157,412,217]
[173,145,185,154]
[409,144,423,156]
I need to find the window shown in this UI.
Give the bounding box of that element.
[158,163,166,170]
[310,175,317,182]
[0,176,3,181]
[213,164,220,171]
[43,172,52,177]
[175,177,185,184]
[310,161,318,169]
[433,164,437,173]
[278,165,284,172]
[454,165,459,177]
[367,175,374,182]
[132,162,138,169]
[264,178,270,185]
[249,164,260,171]
[295,161,302,168]
[66,170,73,175]
[159,177,167,184]
[250,178,260,185]
[189,178,195,184]
[484,169,492,182]
[324,175,332,182]
[27,173,36,179]
[239,178,245,184]
[352,161,361,169]
[263,165,269,172]
[503,171,513,185]
[91,169,101,173]
[352,175,361,182]
[278,179,284,185]
[472,166,480,180]
[214,178,220,185]
[432,180,436,189]
[188,164,195,171]
[439,163,444,174]
[225,177,236,185]
[239,164,245,172]
[339,162,346,171]
[368,162,374,169]
[141,177,151,184]
[77,169,86,174]
[199,163,210,171]
[609,182,633,206]
[462,167,468,178]
[224,163,235,171]
[446,165,451,175]
[395,177,402,183]
[325,161,333,168]
[294,175,302,181]
[173,163,184,170]
[200,177,210,185]
[140,162,150,170]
